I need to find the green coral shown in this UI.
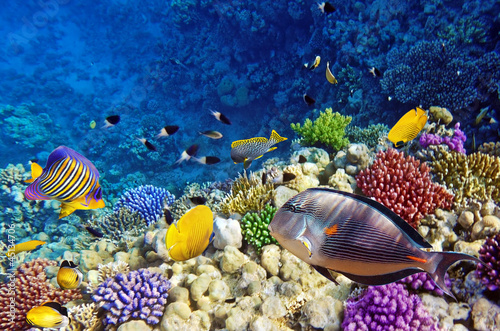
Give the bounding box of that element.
[346,124,389,149]
[241,204,278,254]
[291,107,352,151]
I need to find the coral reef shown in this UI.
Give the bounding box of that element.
[428,106,453,125]
[476,233,500,291]
[356,149,454,228]
[0,259,82,331]
[90,207,148,243]
[345,124,389,150]
[240,204,278,254]
[419,122,467,153]
[92,268,171,329]
[113,185,175,226]
[291,107,352,151]
[65,302,102,331]
[333,143,371,176]
[479,141,500,157]
[398,273,450,296]
[169,182,225,220]
[342,283,438,331]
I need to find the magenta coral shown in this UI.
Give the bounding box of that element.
[398,272,451,296]
[356,149,454,228]
[476,233,500,291]
[419,122,466,154]
[0,259,82,331]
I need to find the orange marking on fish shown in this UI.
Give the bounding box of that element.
[324,224,338,236]
[406,256,427,263]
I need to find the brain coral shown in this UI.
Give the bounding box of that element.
[356,149,454,228]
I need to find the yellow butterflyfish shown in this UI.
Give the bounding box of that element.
[388,107,428,147]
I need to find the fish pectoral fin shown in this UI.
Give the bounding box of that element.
[59,203,77,219]
[313,265,339,285]
[266,146,278,153]
[25,162,43,183]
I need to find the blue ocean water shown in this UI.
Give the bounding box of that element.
[1,0,500,330]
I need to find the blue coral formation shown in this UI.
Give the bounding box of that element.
[92,268,171,328]
[342,283,438,331]
[113,185,175,225]
[476,233,500,291]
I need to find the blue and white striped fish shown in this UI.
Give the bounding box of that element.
[24,146,105,218]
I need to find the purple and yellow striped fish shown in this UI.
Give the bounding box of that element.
[269,188,483,299]
[24,146,105,219]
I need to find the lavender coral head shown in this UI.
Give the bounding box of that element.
[114,185,175,225]
[92,268,171,327]
[419,122,466,154]
[398,272,451,296]
[476,233,500,291]
[342,283,438,331]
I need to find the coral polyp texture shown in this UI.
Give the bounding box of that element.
[0,258,82,331]
[342,283,438,331]
[291,107,352,151]
[92,268,171,329]
[398,272,450,296]
[241,204,278,254]
[113,185,175,225]
[419,122,467,153]
[356,149,454,228]
[476,233,500,291]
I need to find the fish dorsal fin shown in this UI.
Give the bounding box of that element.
[60,260,71,268]
[42,302,68,316]
[307,187,431,248]
[25,163,43,183]
[269,130,287,143]
[231,139,251,148]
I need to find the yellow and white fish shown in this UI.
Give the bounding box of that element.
[9,240,46,255]
[26,302,70,329]
[388,107,428,148]
[57,260,83,290]
[230,130,287,169]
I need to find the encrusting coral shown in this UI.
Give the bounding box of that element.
[291,107,352,151]
[241,204,278,254]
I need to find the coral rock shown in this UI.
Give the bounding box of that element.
[213,217,242,249]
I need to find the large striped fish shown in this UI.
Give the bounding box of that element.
[24,146,105,218]
[269,188,482,298]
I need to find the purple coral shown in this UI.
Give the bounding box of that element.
[342,283,439,331]
[419,122,466,154]
[92,269,171,328]
[114,185,175,225]
[398,272,451,296]
[476,233,500,291]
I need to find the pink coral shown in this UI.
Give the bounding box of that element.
[356,149,454,228]
[0,258,82,330]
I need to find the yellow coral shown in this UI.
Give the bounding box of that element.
[221,172,275,216]
[430,148,500,204]
[478,141,500,158]
[429,106,453,125]
[64,303,101,331]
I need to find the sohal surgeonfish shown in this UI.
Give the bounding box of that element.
[230,130,287,169]
[10,240,46,255]
[388,107,428,148]
[269,188,483,298]
[26,301,70,329]
[165,205,214,261]
[24,146,105,219]
[57,260,83,290]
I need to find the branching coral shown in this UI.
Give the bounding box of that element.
[419,122,466,153]
[0,259,82,330]
[345,124,389,150]
[429,148,500,204]
[479,141,500,157]
[476,233,500,291]
[90,207,148,242]
[291,107,351,151]
[356,149,454,228]
[220,172,275,216]
[241,204,278,254]
[66,302,102,331]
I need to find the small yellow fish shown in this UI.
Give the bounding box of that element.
[309,55,321,70]
[230,130,287,169]
[10,240,46,255]
[26,302,70,329]
[57,260,83,290]
[89,120,96,129]
[165,205,214,261]
[475,107,489,126]
[388,107,428,148]
[326,61,338,84]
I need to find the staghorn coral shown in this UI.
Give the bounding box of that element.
[241,204,279,254]
[291,107,351,151]
[220,172,275,216]
[429,149,500,204]
[356,149,454,228]
[0,258,82,331]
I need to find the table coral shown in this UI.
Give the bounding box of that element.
[356,149,454,228]
[429,149,500,204]
[291,107,352,151]
[342,283,439,331]
[0,258,82,331]
[241,204,278,254]
[92,268,171,329]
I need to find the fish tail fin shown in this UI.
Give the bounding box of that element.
[269,130,287,143]
[430,251,483,299]
[24,163,43,183]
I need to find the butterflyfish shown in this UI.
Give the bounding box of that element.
[89,120,96,129]
[137,137,157,151]
[165,205,214,261]
[175,144,199,165]
[303,94,316,106]
[10,240,46,255]
[26,302,70,329]
[326,61,338,84]
[318,2,336,14]
[102,115,120,129]
[156,125,179,138]
[298,155,307,163]
[230,130,287,169]
[387,107,428,148]
[24,146,105,219]
[269,188,484,299]
[199,130,223,139]
[369,67,382,77]
[210,109,232,125]
[308,55,321,70]
[57,260,83,290]
[193,156,221,165]
[80,224,103,238]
